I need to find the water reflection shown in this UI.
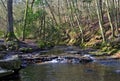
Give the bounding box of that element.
[19,62,120,81]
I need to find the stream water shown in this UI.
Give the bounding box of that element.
[1,46,120,81]
[19,61,120,81]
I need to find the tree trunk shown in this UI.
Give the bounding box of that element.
[71,0,84,43]
[1,0,7,11]
[31,0,35,9]
[95,0,106,43]
[6,0,16,41]
[22,0,29,41]
[105,0,115,38]
[45,0,58,26]
[58,0,62,24]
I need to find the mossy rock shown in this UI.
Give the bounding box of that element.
[89,51,108,56]
[101,46,112,52]
[37,40,54,49]
[19,47,33,53]
[0,59,21,70]
[37,41,46,48]
[108,49,118,55]
[6,41,19,51]
[0,44,6,51]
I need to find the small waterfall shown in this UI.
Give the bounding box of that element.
[0,67,13,73]
[82,54,96,61]
[48,57,68,63]
[46,55,95,64]
[3,55,18,61]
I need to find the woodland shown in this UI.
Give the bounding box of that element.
[0,0,120,80]
[0,0,120,56]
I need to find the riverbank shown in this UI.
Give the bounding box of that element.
[17,45,120,66]
[0,40,120,80]
[0,39,120,64]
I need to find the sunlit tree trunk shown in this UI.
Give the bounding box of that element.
[71,0,84,43]
[99,0,104,21]
[64,0,74,29]
[113,0,119,35]
[105,0,115,38]
[95,0,106,43]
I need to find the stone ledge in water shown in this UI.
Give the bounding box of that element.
[20,54,94,64]
[0,55,21,70]
[0,68,14,78]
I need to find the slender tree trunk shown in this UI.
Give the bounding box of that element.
[71,0,84,43]
[66,0,75,30]
[117,0,120,29]
[118,1,120,34]
[58,0,61,24]
[22,0,29,41]
[105,0,115,38]
[114,0,119,35]
[64,0,74,29]
[95,0,106,43]
[31,0,35,9]
[99,0,104,21]
[69,0,75,28]
[42,1,46,41]
[45,0,58,26]
[1,0,7,11]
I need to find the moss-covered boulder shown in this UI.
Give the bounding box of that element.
[37,40,54,49]
[19,47,33,53]
[0,44,6,51]
[5,40,19,51]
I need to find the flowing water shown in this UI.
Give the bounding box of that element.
[1,46,120,81]
[19,61,120,81]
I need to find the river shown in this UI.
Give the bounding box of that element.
[2,46,120,81]
[18,59,120,81]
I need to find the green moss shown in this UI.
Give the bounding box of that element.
[19,47,33,53]
[37,40,54,49]
[101,46,112,52]
[92,42,102,49]
[6,40,19,51]
[0,31,4,38]
[107,49,118,55]
[89,51,108,56]
[37,40,46,48]
[5,32,18,41]
[89,48,119,56]
[79,43,86,48]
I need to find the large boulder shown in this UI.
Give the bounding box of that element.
[0,68,14,78]
[0,55,21,70]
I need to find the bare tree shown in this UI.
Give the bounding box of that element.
[95,0,106,43]
[6,0,17,41]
